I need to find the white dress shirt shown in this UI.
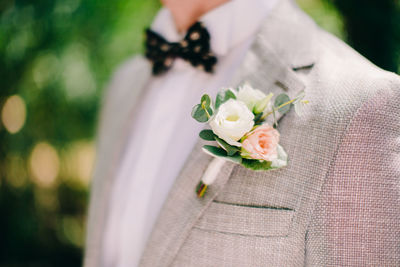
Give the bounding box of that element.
[101,0,278,266]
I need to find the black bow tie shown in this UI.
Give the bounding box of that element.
[145,22,218,75]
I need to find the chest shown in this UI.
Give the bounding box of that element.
[142,105,344,266]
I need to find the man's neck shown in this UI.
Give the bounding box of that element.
[162,0,230,33]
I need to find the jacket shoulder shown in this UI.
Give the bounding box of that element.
[313,27,400,115]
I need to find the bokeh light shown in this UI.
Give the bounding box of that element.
[1,94,27,134]
[0,1,160,264]
[29,142,60,188]
[58,215,84,247]
[5,154,28,188]
[62,140,95,187]
[34,187,59,211]
[62,43,96,100]
[32,53,60,89]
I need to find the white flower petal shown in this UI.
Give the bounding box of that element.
[236,83,267,111]
[209,99,254,145]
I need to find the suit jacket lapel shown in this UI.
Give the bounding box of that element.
[139,0,318,265]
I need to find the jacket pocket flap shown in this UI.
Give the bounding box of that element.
[194,201,295,237]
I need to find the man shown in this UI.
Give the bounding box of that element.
[84,0,400,266]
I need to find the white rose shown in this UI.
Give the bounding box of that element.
[236,83,267,111]
[209,99,254,147]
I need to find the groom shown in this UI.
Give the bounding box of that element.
[84,0,400,266]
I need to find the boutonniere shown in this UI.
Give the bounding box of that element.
[191,83,308,197]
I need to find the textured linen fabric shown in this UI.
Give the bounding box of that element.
[84,0,400,266]
[100,0,278,266]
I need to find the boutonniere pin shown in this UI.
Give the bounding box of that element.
[191,83,308,197]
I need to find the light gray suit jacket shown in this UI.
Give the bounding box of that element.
[84,0,400,266]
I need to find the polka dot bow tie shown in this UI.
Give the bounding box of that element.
[145,22,218,75]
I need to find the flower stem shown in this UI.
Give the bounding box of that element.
[261,98,296,120]
[196,181,208,198]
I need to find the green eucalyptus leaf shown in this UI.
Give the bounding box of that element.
[279,104,292,114]
[198,95,214,117]
[272,109,278,128]
[206,106,213,117]
[202,145,242,163]
[274,93,291,114]
[253,112,263,124]
[226,154,242,164]
[215,136,240,156]
[274,93,290,106]
[199,129,216,141]
[241,145,288,170]
[215,88,236,109]
[202,145,227,157]
[191,104,208,122]
[294,101,305,116]
[241,159,273,171]
[201,94,211,108]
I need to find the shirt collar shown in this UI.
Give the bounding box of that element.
[151,0,279,57]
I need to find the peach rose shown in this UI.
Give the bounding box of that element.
[241,124,280,161]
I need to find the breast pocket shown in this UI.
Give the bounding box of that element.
[194,201,295,237]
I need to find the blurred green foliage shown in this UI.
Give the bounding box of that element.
[0,0,160,266]
[332,0,400,73]
[0,0,398,266]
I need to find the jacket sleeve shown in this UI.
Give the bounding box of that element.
[305,77,400,266]
[84,55,149,267]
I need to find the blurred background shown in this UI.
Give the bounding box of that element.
[0,0,399,266]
